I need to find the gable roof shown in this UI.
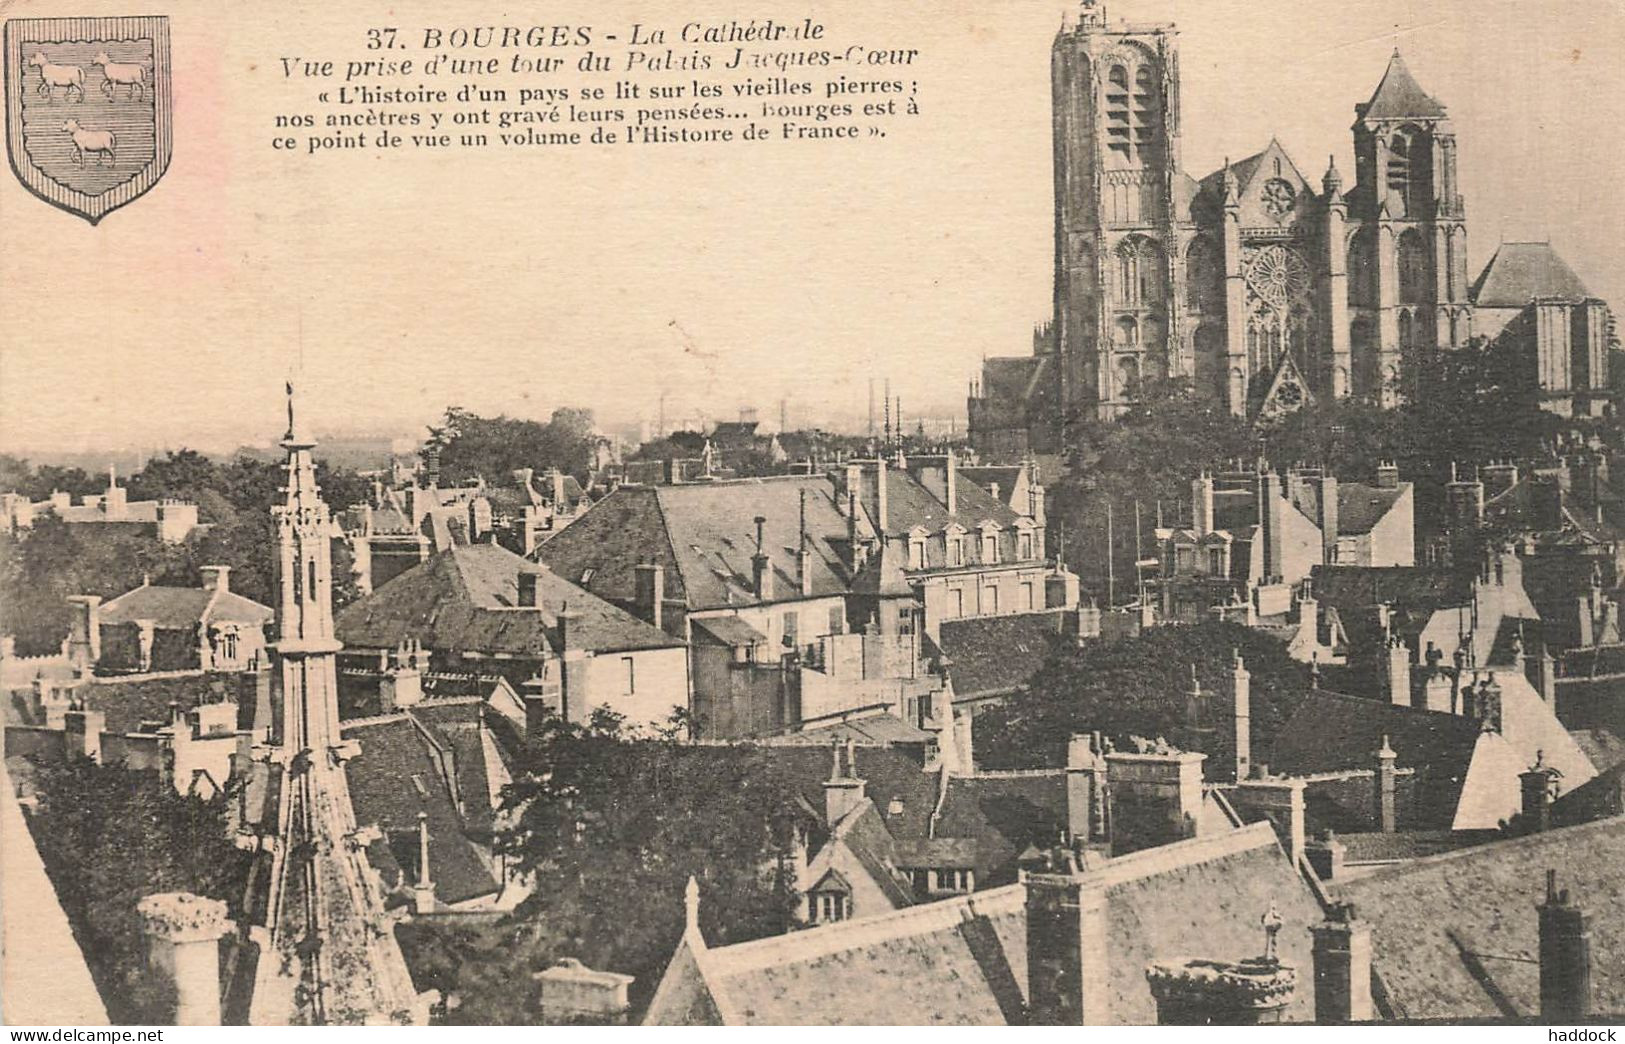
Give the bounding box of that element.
[1334,816,1625,1019]
[1271,690,1484,829]
[75,673,245,735]
[648,822,1323,1026]
[1470,242,1594,308]
[1359,50,1447,120]
[334,543,679,657]
[100,583,273,630]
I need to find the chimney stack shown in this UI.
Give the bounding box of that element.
[1192,472,1215,537]
[557,606,589,723]
[1232,651,1251,782]
[199,565,230,596]
[517,571,540,609]
[797,489,814,597]
[1318,473,1339,566]
[751,516,773,601]
[1104,746,1206,856]
[823,739,866,827]
[634,562,665,630]
[1385,632,1412,707]
[1024,859,1111,1025]
[537,959,635,1025]
[66,595,102,676]
[1065,733,1108,842]
[1308,901,1373,1022]
[1539,870,1592,1020]
[63,703,106,763]
[1375,461,1399,490]
[1374,736,1398,833]
[1520,754,1560,834]
[413,810,436,914]
[137,892,230,1025]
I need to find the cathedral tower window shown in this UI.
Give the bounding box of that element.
[1397,229,1431,305]
[1105,65,1131,162]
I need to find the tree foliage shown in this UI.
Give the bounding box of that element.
[425,407,599,486]
[487,709,814,1017]
[973,621,1310,780]
[24,757,252,1024]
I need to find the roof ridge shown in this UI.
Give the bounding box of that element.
[1079,821,1281,889]
[1334,813,1625,886]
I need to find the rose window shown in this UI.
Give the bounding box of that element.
[1244,245,1311,312]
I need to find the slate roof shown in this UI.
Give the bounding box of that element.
[99,583,273,629]
[1359,50,1447,120]
[1334,817,1625,1019]
[652,822,1323,1026]
[341,714,500,906]
[757,713,932,746]
[979,355,1050,406]
[958,466,1025,503]
[937,610,1076,700]
[1572,728,1625,774]
[77,673,242,735]
[1470,242,1594,308]
[536,477,860,611]
[934,772,1069,883]
[334,543,679,657]
[838,467,1022,538]
[1271,691,1484,830]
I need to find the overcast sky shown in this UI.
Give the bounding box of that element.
[3,0,1620,453]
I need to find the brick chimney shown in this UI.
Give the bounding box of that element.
[633,562,665,630]
[137,892,230,1025]
[1318,473,1339,566]
[517,571,540,609]
[63,703,105,762]
[1232,651,1251,782]
[1520,754,1561,834]
[1104,746,1206,856]
[536,959,634,1025]
[1308,901,1372,1022]
[1259,468,1286,582]
[1232,776,1306,868]
[823,738,866,827]
[199,565,230,596]
[1384,632,1412,707]
[557,607,589,724]
[1191,471,1215,538]
[1375,461,1399,490]
[1374,736,1398,833]
[413,810,436,914]
[751,516,773,601]
[1065,733,1108,842]
[65,595,102,675]
[550,469,568,510]
[1539,870,1592,1020]
[1305,830,1346,882]
[1482,460,1519,500]
[380,639,424,711]
[1024,858,1111,1025]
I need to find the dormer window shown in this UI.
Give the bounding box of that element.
[947,535,966,567]
[909,536,926,570]
[807,869,853,925]
[1017,531,1034,561]
[982,532,1000,565]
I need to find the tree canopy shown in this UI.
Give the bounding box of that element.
[23,757,251,1024]
[424,407,599,486]
[443,709,817,1021]
[972,620,1311,781]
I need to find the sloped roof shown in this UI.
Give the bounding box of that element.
[957,467,1025,502]
[335,543,678,657]
[1470,242,1593,308]
[843,468,1021,538]
[100,584,273,629]
[658,823,1322,1025]
[341,714,500,906]
[1360,50,1447,120]
[938,610,1076,700]
[934,772,1069,883]
[979,355,1049,405]
[78,673,241,735]
[1334,817,1625,1019]
[758,713,932,746]
[1271,690,1484,830]
[1572,728,1625,774]
[537,477,858,612]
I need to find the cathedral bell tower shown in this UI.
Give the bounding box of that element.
[1052,0,1191,421]
[1348,50,1470,405]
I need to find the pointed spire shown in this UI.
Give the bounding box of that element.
[1322,154,1343,197]
[684,875,702,935]
[1362,49,1446,121]
[282,379,315,449]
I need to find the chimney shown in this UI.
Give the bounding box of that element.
[1539,646,1557,703]
[199,565,230,596]
[522,672,558,746]
[1470,673,1503,734]
[633,562,665,630]
[1260,469,1285,582]
[1075,600,1102,642]
[550,468,568,510]
[823,739,866,827]
[1375,461,1399,490]
[1385,633,1412,707]
[413,810,436,914]
[380,641,423,710]
[518,571,540,609]
[1232,776,1306,868]
[424,445,442,488]
[1305,830,1346,882]
[1309,901,1373,1022]
[1232,651,1251,782]
[1538,870,1592,1020]
[1446,463,1485,534]
[1104,747,1206,856]
[556,607,589,723]
[751,516,773,602]
[1520,755,1560,833]
[137,892,231,1025]
[1374,736,1398,833]
[537,959,635,1025]
[870,458,889,532]
[1318,474,1339,565]
[1024,859,1111,1025]
[1482,460,1519,500]
[945,448,958,509]
[66,595,102,675]
[516,506,539,555]
[63,703,105,762]
[796,488,814,597]
[1065,733,1108,842]
[103,465,127,520]
[1191,472,1214,537]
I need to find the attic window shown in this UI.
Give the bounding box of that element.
[580,568,595,585]
[808,891,851,925]
[411,774,429,799]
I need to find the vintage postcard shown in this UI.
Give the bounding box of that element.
[1,0,1621,1029]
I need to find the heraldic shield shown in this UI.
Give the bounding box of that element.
[4,15,171,224]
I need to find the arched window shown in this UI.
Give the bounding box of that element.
[1114,236,1165,308]
[1387,134,1410,194]
[1116,355,1141,398]
[1347,229,1375,308]
[1105,65,1131,163]
[1397,229,1430,305]
[1133,66,1158,158]
[1186,237,1222,312]
[1115,316,1140,346]
[1398,310,1415,351]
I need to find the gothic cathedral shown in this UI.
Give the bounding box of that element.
[968,2,1609,457]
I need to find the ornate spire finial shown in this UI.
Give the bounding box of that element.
[1260,902,1283,962]
[684,875,702,934]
